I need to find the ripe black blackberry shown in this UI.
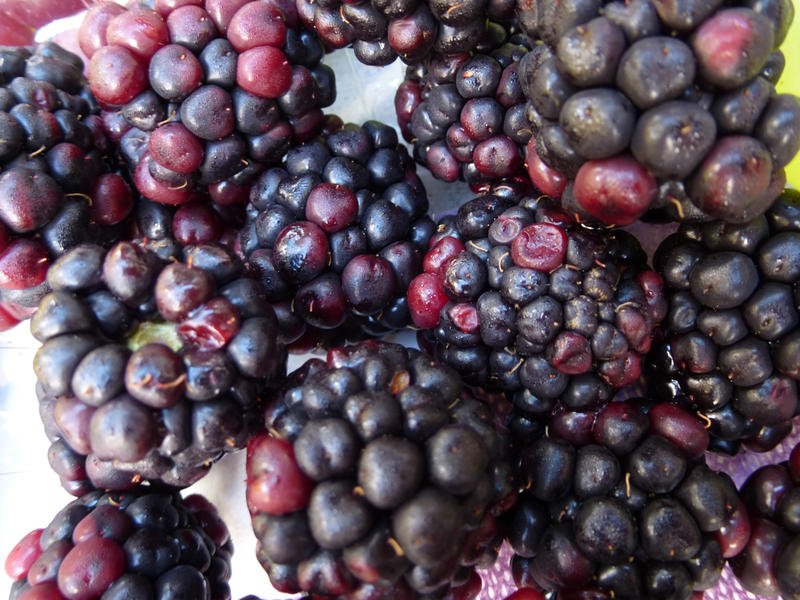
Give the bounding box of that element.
[5,488,233,600]
[246,340,514,598]
[240,119,435,348]
[31,239,286,494]
[728,441,800,599]
[0,42,134,330]
[649,188,800,455]
[81,0,335,206]
[395,31,534,187]
[506,399,744,600]
[517,0,800,226]
[408,187,666,407]
[296,0,516,66]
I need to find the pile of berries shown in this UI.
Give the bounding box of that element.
[0,43,133,329]
[5,489,233,600]
[650,189,800,455]
[32,240,286,493]
[246,340,513,598]
[3,1,800,599]
[518,0,800,226]
[396,32,533,185]
[81,0,335,206]
[240,120,435,347]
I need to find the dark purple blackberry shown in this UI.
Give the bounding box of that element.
[517,0,800,226]
[296,0,517,66]
[82,0,335,206]
[4,489,232,600]
[396,34,533,186]
[245,340,513,598]
[728,442,800,599]
[408,188,666,409]
[505,399,743,600]
[648,188,800,455]
[31,239,286,494]
[0,43,134,329]
[241,120,434,348]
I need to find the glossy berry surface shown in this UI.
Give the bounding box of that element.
[298,0,516,66]
[505,398,742,600]
[397,34,533,186]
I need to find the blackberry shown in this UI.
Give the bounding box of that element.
[396,33,534,186]
[0,43,133,329]
[296,0,516,66]
[728,441,800,599]
[31,239,286,493]
[407,187,666,405]
[517,0,800,226]
[80,0,335,206]
[246,340,513,598]
[241,119,434,347]
[649,189,800,454]
[505,399,743,600]
[4,488,233,600]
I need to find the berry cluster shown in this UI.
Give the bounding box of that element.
[81,0,335,205]
[246,340,513,598]
[650,189,800,455]
[31,240,286,493]
[240,120,435,347]
[3,3,800,598]
[409,188,666,399]
[518,0,800,225]
[396,32,533,186]
[297,0,516,66]
[506,398,745,600]
[0,43,133,329]
[732,441,800,599]
[5,489,232,600]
